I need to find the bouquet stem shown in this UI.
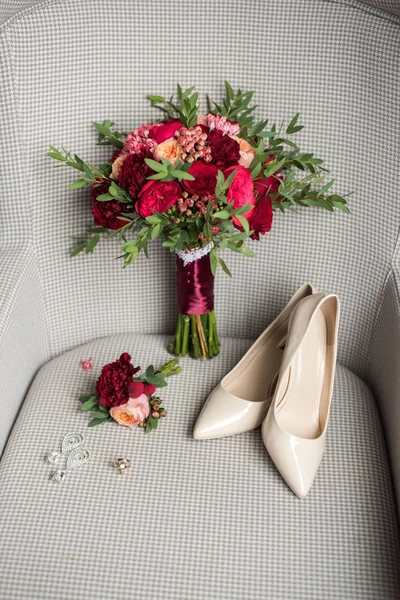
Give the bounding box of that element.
[171,244,219,359]
[169,310,220,359]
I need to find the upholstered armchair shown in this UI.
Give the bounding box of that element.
[0,1,399,598]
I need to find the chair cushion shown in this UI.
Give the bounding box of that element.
[0,334,399,600]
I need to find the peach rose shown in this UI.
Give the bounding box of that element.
[153,139,182,165]
[197,114,209,126]
[230,135,256,169]
[111,153,128,180]
[109,393,150,428]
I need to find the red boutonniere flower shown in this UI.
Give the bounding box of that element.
[80,354,181,433]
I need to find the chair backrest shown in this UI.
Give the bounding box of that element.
[1,0,399,378]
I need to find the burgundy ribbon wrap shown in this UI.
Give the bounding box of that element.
[176,254,215,315]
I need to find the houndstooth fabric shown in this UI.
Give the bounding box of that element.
[0,247,50,452]
[367,265,400,519]
[356,0,400,17]
[1,2,400,596]
[0,333,399,600]
[0,0,399,379]
[2,1,400,25]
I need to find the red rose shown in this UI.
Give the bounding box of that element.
[248,195,273,240]
[224,165,255,226]
[118,152,153,199]
[182,161,218,196]
[136,180,182,218]
[254,175,280,199]
[91,180,126,230]
[208,130,240,169]
[149,119,183,144]
[254,154,281,199]
[96,353,140,408]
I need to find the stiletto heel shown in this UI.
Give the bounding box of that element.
[262,292,340,497]
[193,284,314,440]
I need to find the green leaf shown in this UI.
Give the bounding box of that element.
[318,179,335,195]
[229,231,250,242]
[236,215,249,232]
[69,179,86,190]
[251,162,262,178]
[92,122,124,149]
[286,113,304,135]
[96,193,113,201]
[225,80,235,102]
[216,254,232,277]
[237,245,255,257]
[151,223,162,239]
[145,158,167,173]
[224,168,237,190]
[145,365,155,377]
[145,215,162,224]
[80,396,98,411]
[70,243,86,257]
[162,238,177,248]
[82,162,94,180]
[91,411,110,419]
[85,234,100,253]
[170,170,195,181]
[331,201,350,213]
[213,210,230,220]
[147,172,168,180]
[147,95,166,103]
[88,417,109,427]
[79,394,93,404]
[109,183,119,197]
[210,249,217,276]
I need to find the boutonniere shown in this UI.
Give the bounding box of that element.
[79,354,181,432]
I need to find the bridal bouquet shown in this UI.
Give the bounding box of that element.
[48,82,348,359]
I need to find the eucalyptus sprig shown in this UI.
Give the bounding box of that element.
[147,84,200,127]
[93,120,125,149]
[144,157,195,182]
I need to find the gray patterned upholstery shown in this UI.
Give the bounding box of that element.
[0,0,399,598]
[1,334,399,600]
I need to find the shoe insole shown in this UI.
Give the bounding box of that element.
[276,309,327,439]
[225,327,285,403]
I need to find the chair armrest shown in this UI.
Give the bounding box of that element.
[367,267,400,513]
[0,246,50,456]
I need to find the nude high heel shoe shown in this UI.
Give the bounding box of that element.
[261,292,340,498]
[193,284,314,440]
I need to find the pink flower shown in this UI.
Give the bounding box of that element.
[207,114,240,135]
[124,124,157,155]
[224,165,255,227]
[80,360,92,372]
[109,393,150,428]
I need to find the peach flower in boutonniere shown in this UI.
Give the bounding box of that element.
[110,394,150,428]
